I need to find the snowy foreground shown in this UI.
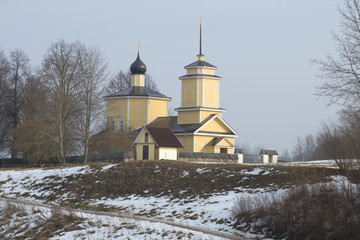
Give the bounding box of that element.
[0,198,234,240]
[0,160,340,239]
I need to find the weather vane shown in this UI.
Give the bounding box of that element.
[136,41,142,53]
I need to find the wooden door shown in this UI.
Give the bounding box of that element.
[143,145,149,160]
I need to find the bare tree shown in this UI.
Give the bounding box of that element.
[292,136,304,161]
[14,76,58,164]
[38,40,83,163]
[78,46,108,164]
[106,70,159,94]
[313,0,360,110]
[0,48,10,152]
[7,50,31,158]
[319,119,360,171]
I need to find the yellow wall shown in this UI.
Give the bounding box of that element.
[200,111,222,122]
[131,74,145,87]
[194,135,214,152]
[107,98,128,130]
[129,98,147,130]
[135,144,155,160]
[187,68,197,74]
[203,79,219,108]
[107,98,126,117]
[216,138,233,147]
[181,78,219,109]
[148,99,168,123]
[178,111,199,124]
[186,68,215,75]
[178,110,223,125]
[200,118,231,133]
[177,134,235,153]
[177,135,193,152]
[203,68,215,75]
[205,147,215,153]
[182,79,197,108]
[134,129,156,160]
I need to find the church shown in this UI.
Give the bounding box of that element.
[104,24,238,155]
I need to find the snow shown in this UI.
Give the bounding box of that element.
[0,162,345,239]
[0,199,229,240]
[0,164,271,239]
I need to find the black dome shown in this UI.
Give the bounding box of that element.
[130,53,146,74]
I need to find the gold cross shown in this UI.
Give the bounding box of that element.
[136,41,142,53]
[200,16,203,25]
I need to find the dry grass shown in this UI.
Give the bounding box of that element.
[232,182,360,239]
[0,202,85,239]
[22,160,340,208]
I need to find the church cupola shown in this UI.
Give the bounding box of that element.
[130,42,146,87]
[130,53,147,74]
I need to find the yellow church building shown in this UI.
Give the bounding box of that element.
[105,23,238,154]
[105,50,171,131]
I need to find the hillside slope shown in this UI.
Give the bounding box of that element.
[0,161,342,239]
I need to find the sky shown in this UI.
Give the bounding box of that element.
[0,0,343,155]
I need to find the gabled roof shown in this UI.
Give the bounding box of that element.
[184,60,217,69]
[104,86,170,99]
[148,114,238,137]
[206,137,233,147]
[194,114,238,136]
[234,148,244,154]
[145,126,183,148]
[260,149,278,155]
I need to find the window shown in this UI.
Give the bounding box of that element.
[118,118,124,131]
[145,133,149,142]
[110,117,115,133]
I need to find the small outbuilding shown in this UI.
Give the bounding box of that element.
[234,148,244,164]
[259,149,278,164]
[131,126,183,161]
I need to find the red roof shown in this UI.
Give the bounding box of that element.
[145,126,183,148]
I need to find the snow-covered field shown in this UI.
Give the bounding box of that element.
[0,198,236,240]
[0,161,342,239]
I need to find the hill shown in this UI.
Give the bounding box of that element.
[0,160,356,239]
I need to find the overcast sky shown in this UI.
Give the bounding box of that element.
[0,0,342,155]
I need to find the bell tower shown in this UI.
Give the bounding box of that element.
[176,20,224,124]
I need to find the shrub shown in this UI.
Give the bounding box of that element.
[232,182,360,239]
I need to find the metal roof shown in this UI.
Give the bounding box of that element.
[184,60,217,69]
[179,73,222,79]
[145,126,183,148]
[260,149,278,155]
[105,86,170,99]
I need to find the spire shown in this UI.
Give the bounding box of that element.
[199,17,202,55]
[198,17,204,61]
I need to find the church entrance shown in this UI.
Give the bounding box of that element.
[220,148,228,154]
[143,145,149,160]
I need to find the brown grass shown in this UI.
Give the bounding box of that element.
[232,182,360,239]
[0,202,85,239]
[23,161,340,207]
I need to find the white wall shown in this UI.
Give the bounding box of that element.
[237,154,243,164]
[262,154,269,163]
[159,147,178,160]
[272,155,278,164]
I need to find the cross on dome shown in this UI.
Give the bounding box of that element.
[136,41,142,53]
